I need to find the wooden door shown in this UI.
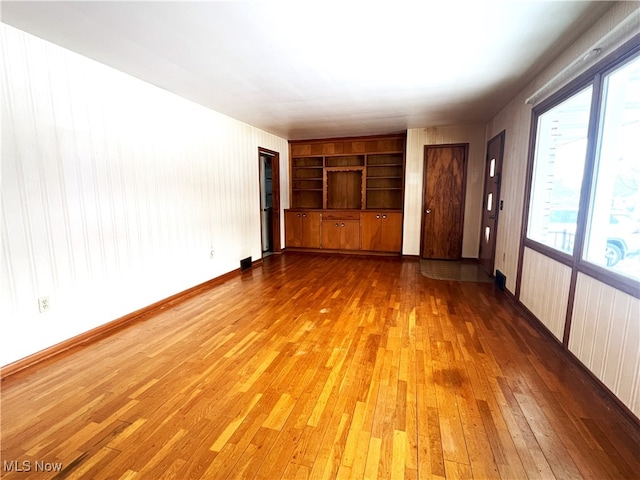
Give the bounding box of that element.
[421,144,468,259]
[479,131,505,276]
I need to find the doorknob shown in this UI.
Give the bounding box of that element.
[425,209,432,214]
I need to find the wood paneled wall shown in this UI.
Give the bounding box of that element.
[570,274,640,417]
[404,125,486,258]
[520,248,572,341]
[0,24,289,366]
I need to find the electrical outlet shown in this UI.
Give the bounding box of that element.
[38,296,50,313]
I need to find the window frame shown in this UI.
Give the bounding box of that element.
[524,82,596,260]
[520,35,640,300]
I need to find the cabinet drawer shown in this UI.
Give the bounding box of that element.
[322,211,360,221]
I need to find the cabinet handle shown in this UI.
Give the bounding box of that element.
[376,215,380,219]
[297,213,301,218]
[335,223,339,227]
[341,223,345,227]
[302,214,307,218]
[382,215,387,219]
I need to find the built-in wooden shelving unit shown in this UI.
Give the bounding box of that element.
[289,134,406,211]
[286,134,406,254]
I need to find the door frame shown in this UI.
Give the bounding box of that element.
[420,143,468,259]
[258,147,281,255]
[478,130,505,276]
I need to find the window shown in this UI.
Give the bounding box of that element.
[527,87,592,254]
[583,55,640,280]
[525,45,640,292]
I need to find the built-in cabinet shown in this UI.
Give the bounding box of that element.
[285,209,403,253]
[287,132,406,254]
[284,210,321,248]
[361,212,403,252]
[321,212,361,250]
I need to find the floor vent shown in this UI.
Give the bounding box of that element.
[240,257,252,271]
[495,270,506,291]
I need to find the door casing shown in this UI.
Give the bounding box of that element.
[258,148,281,255]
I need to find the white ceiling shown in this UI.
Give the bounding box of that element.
[1,1,613,140]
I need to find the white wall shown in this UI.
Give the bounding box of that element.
[0,24,289,366]
[403,125,486,258]
[486,3,640,418]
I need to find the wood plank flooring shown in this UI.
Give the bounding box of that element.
[1,253,639,479]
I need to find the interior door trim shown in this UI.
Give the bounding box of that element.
[258,147,281,253]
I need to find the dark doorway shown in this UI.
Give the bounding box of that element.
[259,148,281,256]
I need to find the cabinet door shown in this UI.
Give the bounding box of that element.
[361,212,382,250]
[285,211,303,247]
[322,220,360,250]
[321,221,343,250]
[341,220,361,250]
[380,213,403,252]
[301,211,321,248]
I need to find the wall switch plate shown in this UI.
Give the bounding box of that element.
[38,296,50,313]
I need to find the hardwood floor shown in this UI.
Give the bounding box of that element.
[1,253,639,479]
